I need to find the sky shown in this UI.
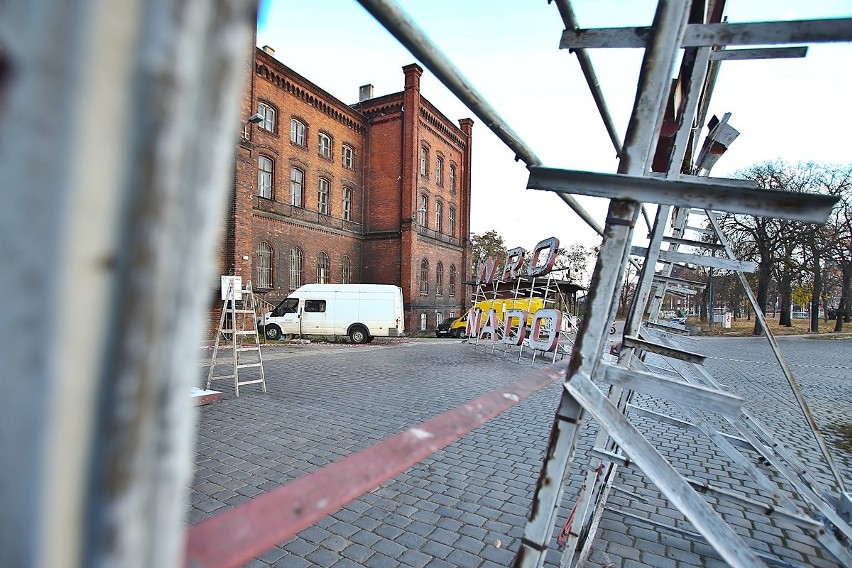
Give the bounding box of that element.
[256,1,852,256]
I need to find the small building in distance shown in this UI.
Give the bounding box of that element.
[222,45,474,333]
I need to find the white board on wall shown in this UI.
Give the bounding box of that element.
[220,276,242,301]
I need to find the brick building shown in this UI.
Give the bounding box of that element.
[222,46,473,332]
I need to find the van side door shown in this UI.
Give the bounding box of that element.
[301,298,330,334]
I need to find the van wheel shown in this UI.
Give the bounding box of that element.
[453,328,464,338]
[349,325,369,344]
[366,335,375,343]
[265,325,281,340]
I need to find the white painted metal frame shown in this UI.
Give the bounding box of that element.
[0,1,257,566]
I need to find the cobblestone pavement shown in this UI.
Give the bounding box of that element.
[191,335,851,567]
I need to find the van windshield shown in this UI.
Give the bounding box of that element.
[275,298,299,316]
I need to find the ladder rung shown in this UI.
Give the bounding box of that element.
[663,236,726,251]
[236,363,262,369]
[210,374,235,380]
[684,225,714,236]
[236,378,265,385]
[236,346,259,352]
[235,330,256,335]
[632,246,757,273]
[591,447,629,466]
[226,309,256,314]
[603,364,742,419]
[653,274,706,288]
[644,321,689,334]
[622,335,706,364]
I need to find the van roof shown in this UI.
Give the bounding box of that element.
[293,284,401,294]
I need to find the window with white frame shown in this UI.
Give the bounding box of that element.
[290,118,305,146]
[418,194,428,227]
[317,252,329,284]
[289,247,303,289]
[449,164,457,193]
[436,155,444,185]
[317,177,329,214]
[341,255,351,284]
[258,155,273,199]
[256,242,272,288]
[420,313,427,330]
[318,132,331,159]
[449,207,456,237]
[435,201,443,233]
[436,262,444,296]
[449,264,456,297]
[436,312,443,325]
[342,186,352,221]
[342,144,354,169]
[419,259,429,295]
[290,167,304,207]
[257,102,275,132]
[420,146,428,178]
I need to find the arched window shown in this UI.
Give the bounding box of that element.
[436,155,444,185]
[257,102,275,132]
[449,264,457,297]
[435,201,443,233]
[318,132,332,159]
[436,262,444,296]
[419,259,429,296]
[420,145,429,178]
[341,255,351,284]
[342,187,352,221]
[290,167,304,207]
[317,252,329,284]
[317,178,329,215]
[289,247,303,289]
[290,118,306,146]
[342,144,354,169]
[258,155,273,199]
[256,242,272,289]
[418,194,428,227]
[449,207,456,237]
[449,164,457,193]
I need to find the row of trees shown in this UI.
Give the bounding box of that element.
[710,161,851,333]
[471,161,851,335]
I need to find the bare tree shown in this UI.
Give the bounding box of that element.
[722,161,846,334]
[826,176,852,331]
[554,243,594,285]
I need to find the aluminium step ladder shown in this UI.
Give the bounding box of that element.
[207,280,267,397]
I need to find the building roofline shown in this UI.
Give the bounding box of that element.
[255,48,367,127]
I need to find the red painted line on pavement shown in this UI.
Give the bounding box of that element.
[184,361,568,568]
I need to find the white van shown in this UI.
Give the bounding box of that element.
[259,284,405,343]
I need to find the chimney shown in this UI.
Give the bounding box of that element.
[261,45,275,57]
[358,84,374,102]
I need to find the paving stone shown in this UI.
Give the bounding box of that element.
[271,555,312,568]
[372,538,406,559]
[422,540,453,560]
[398,549,433,568]
[364,553,397,568]
[340,543,374,563]
[305,547,340,568]
[188,340,851,568]
[446,548,483,567]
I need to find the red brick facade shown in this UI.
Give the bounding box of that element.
[221,48,473,332]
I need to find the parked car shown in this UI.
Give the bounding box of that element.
[258,284,405,343]
[436,297,546,338]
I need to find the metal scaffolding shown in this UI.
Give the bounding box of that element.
[357,1,852,567]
